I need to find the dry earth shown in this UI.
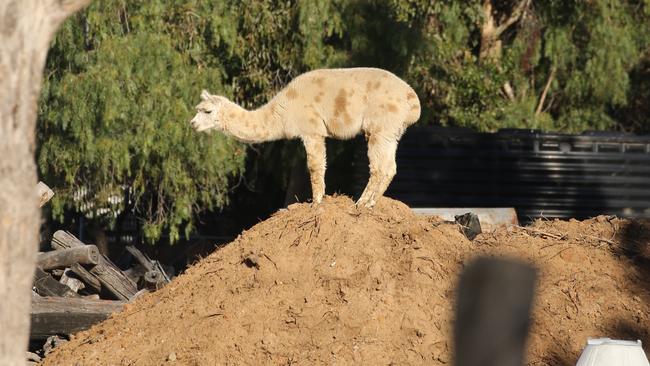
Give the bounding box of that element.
[43,195,650,365]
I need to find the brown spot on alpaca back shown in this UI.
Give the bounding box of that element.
[366,82,373,92]
[407,92,417,100]
[286,87,298,99]
[312,77,325,87]
[333,89,353,126]
[373,81,381,90]
[387,103,398,113]
[334,89,348,118]
[314,95,322,103]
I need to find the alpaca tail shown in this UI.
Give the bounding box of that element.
[405,90,421,125]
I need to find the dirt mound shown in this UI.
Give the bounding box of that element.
[43,196,650,365]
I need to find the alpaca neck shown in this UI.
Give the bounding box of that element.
[221,100,285,143]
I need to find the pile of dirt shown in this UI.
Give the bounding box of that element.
[43,196,650,365]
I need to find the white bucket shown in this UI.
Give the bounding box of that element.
[576,338,650,366]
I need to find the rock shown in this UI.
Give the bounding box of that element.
[455,212,482,240]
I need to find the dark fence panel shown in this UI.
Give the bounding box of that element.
[352,127,650,222]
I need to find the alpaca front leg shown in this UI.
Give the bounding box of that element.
[302,136,326,204]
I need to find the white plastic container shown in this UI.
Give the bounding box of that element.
[576,338,650,366]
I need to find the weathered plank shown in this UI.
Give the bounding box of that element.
[51,231,138,300]
[33,268,80,298]
[30,296,125,339]
[37,246,100,270]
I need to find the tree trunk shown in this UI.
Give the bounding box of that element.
[479,0,531,63]
[479,0,500,62]
[0,1,90,364]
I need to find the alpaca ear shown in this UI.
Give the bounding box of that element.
[200,89,212,101]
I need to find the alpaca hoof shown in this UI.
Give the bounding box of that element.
[355,198,370,208]
[310,196,323,207]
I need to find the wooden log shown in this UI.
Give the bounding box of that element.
[33,268,80,298]
[89,262,138,300]
[51,231,138,300]
[51,230,85,251]
[37,182,54,208]
[30,296,125,339]
[143,270,164,290]
[125,245,153,271]
[126,245,170,289]
[36,246,100,270]
[69,263,101,293]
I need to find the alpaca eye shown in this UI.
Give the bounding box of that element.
[204,110,212,114]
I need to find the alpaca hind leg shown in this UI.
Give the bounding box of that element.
[373,139,398,201]
[357,135,398,208]
[357,167,382,208]
[302,136,326,204]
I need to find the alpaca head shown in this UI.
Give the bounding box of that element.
[190,90,226,132]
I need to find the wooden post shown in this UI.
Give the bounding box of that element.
[454,257,537,366]
[30,296,124,339]
[0,2,91,362]
[36,245,100,270]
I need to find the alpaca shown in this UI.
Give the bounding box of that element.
[190,67,421,208]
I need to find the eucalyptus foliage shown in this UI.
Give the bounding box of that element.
[387,0,650,132]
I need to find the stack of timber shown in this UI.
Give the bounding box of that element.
[32,230,171,339]
[31,182,171,340]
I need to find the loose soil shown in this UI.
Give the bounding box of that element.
[43,195,650,365]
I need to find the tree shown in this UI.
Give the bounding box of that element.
[383,0,650,132]
[39,1,351,243]
[0,1,90,363]
[39,2,251,244]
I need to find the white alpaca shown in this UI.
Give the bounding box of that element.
[190,67,421,207]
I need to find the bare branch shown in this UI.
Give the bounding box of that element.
[536,66,556,116]
[494,0,531,37]
[502,81,516,101]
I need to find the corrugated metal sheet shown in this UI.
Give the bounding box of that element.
[352,127,650,223]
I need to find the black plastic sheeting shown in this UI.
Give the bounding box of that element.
[352,126,650,223]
